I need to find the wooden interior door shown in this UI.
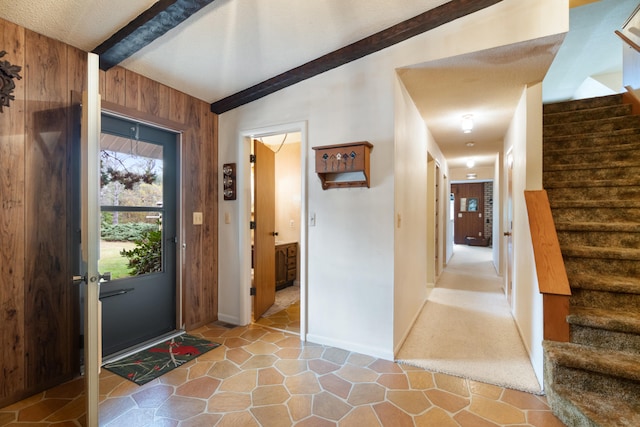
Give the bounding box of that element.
[253,140,276,319]
[505,152,514,304]
[452,183,485,244]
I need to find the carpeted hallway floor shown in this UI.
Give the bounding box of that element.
[397,244,542,394]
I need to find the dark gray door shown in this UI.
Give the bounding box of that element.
[99,114,178,357]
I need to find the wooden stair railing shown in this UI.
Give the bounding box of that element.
[524,190,571,342]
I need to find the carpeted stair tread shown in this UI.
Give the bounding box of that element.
[554,221,640,233]
[543,94,623,114]
[543,116,640,138]
[544,140,640,157]
[544,127,640,147]
[549,199,640,209]
[550,384,640,427]
[544,161,640,172]
[569,273,640,295]
[568,307,640,335]
[544,177,640,188]
[544,104,633,125]
[561,245,640,261]
[543,341,640,383]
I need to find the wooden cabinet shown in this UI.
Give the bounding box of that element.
[275,242,297,290]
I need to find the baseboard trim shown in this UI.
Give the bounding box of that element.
[217,313,243,326]
[306,334,394,361]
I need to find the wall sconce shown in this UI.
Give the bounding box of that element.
[461,114,474,133]
[223,163,236,200]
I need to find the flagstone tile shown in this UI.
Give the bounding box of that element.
[43,378,84,399]
[311,391,351,421]
[275,359,308,376]
[131,384,174,408]
[17,399,71,422]
[155,395,206,420]
[216,411,260,427]
[369,359,403,374]
[346,353,376,367]
[275,336,302,348]
[176,376,220,399]
[500,388,549,410]
[104,408,154,427]
[285,372,321,395]
[336,365,378,383]
[218,370,257,392]
[251,404,292,427]
[275,348,302,359]
[318,373,352,399]
[295,416,336,427]
[322,347,350,365]
[222,337,251,349]
[308,359,340,375]
[415,407,460,427]
[386,390,432,414]
[468,380,503,400]
[527,410,568,427]
[224,348,252,365]
[287,395,312,421]
[107,378,140,398]
[347,382,385,406]
[376,373,409,389]
[244,341,279,355]
[241,354,278,370]
[299,346,324,360]
[468,395,526,425]
[0,412,16,425]
[158,367,189,387]
[240,328,270,341]
[338,406,382,427]
[179,413,223,427]
[207,360,241,379]
[187,360,213,379]
[433,373,470,397]
[258,367,285,385]
[425,389,470,413]
[252,385,290,406]
[98,397,136,425]
[406,370,435,390]
[260,332,289,344]
[207,392,251,412]
[453,410,501,427]
[372,401,414,427]
[44,396,85,422]
[196,346,225,362]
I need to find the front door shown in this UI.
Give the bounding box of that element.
[99,114,178,357]
[452,183,485,245]
[253,140,276,319]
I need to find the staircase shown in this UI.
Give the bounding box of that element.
[542,94,640,427]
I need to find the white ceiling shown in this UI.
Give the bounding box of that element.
[0,0,636,171]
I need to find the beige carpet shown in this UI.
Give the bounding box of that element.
[396,245,542,394]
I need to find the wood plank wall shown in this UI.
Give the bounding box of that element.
[0,17,218,407]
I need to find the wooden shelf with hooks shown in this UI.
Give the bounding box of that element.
[312,141,373,190]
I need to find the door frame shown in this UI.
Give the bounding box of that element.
[238,122,308,338]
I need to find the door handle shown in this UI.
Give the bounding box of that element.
[271,232,279,236]
[504,232,512,236]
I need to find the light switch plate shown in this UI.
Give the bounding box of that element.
[193,212,203,225]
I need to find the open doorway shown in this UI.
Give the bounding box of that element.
[249,132,303,335]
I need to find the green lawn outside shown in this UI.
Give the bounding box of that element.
[99,240,136,280]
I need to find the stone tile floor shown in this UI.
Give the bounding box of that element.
[0,308,566,427]
[255,300,301,335]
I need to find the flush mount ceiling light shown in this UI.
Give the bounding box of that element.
[466,158,475,168]
[461,114,474,133]
[466,141,475,147]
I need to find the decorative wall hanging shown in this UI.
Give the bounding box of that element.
[223,163,236,200]
[312,141,373,189]
[0,51,22,113]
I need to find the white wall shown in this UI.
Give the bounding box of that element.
[217,0,569,361]
[502,83,545,386]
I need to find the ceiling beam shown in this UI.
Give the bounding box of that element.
[210,0,502,114]
[93,0,215,71]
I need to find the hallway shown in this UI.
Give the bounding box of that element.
[397,244,541,394]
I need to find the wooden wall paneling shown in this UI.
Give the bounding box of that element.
[24,31,75,389]
[170,89,187,124]
[158,84,171,120]
[0,19,26,405]
[183,97,204,329]
[139,77,160,116]
[201,101,217,324]
[124,69,140,110]
[100,66,126,105]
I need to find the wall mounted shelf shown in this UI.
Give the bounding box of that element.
[312,141,373,190]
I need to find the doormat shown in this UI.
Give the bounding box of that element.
[103,334,220,385]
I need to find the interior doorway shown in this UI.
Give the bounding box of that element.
[246,128,305,335]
